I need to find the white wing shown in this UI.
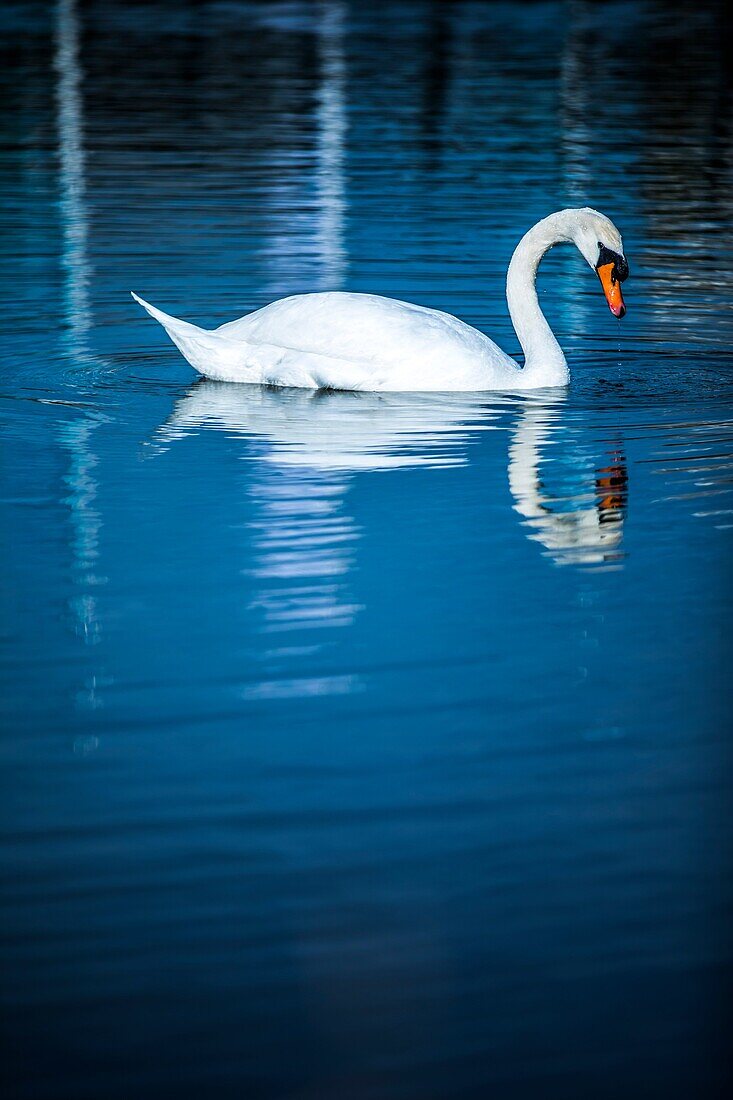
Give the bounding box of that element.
[133,291,519,390]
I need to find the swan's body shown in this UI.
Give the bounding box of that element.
[133,208,628,392]
[135,291,519,391]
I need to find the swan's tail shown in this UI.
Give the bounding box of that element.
[131,292,242,380]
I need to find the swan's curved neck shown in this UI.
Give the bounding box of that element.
[506,212,574,385]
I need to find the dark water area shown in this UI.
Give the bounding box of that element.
[1,1,732,1097]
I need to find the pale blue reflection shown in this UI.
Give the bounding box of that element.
[260,1,348,293]
[153,384,500,697]
[154,383,500,471]
[157,383,628,577]
[55,0,109,714]
[55,0,92,355]
[314,1,348,288]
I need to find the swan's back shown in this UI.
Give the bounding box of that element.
[133,290,521,391]
[217,292,509,389]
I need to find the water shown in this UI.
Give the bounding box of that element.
[1,1,732,1097]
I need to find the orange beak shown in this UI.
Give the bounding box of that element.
[597,262,626,318]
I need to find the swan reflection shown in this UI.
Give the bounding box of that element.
[508,396,628,567]
[154,382,497,471]
[156,383,627,599]
[154,384,498,668]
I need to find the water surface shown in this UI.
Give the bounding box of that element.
[1,1,732,1097]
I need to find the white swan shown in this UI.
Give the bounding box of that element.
[132,207,628,392]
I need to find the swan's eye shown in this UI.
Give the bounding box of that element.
[596,242,629,282]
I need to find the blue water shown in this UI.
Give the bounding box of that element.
[1,1,732,1097]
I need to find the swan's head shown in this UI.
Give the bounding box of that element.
[570,208,629,318]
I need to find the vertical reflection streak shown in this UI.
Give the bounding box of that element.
[247,466,361,642]
[559,1,594,336]
[55,0,92,355]
[54,0,107,710]
[560,1,593,208]
[314,0,348,288]
[60,417,104,653]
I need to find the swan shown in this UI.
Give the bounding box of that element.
[132,207,628,392]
